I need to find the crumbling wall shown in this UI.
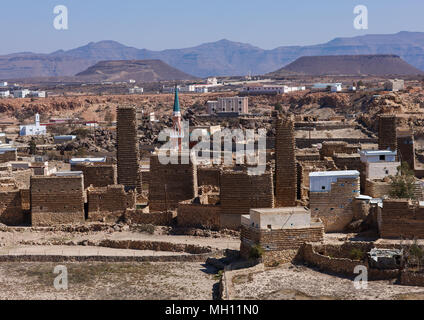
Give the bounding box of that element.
[378,115,397,151]
[320,142,357,159]
[149,153,198,212]
[364,179,391,198]
[71,163,117,188]
[310,177,360,232]
[87,185,135,222]
[197,167,220,188]
[177,202,221,230]
[275,116,297,207]
[380,199,424,238]
[0,150,17,163]
[220,169,273,228]
[30,176,85,226]
[0,189,25,225]
[125,209,175,225]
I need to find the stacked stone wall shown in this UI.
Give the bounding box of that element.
[177,202,221,229]
[72,163,117,188]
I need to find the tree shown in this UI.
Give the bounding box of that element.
[274,103,283,113]
[29,139,36,155]
[389,162,416,199]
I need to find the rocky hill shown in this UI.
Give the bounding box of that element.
[3,32,424,78]
[75,59,196,82]
[267,54,424,77]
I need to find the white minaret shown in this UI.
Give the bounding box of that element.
[35,113,40,126]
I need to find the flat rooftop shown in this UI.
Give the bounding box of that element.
[250,207,309,215]
[309,170,359,177]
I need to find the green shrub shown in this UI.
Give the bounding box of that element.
[349,248,364,260]
[249,244,264,260]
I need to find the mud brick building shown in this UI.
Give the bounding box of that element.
[320,141,358,160]
[149,152,197,212]
[364,179,392,198]
[0,178,26,225]
[275,116,297,207]
[117,106,141,192]
[379,199,424,239]
[378,115,397,152]
[71,162,117,188]
[397,129,415,170]
[0,147,17,163]
[297,159,336,201]
[87,185,135,222]
[177,199,221,230]
[197,166,220,188]
[240,207,324,264]
[220,168,274,228]
[309,170,360,232]
[30,173,85,226]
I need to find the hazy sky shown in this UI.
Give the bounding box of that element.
[1,0,423,54]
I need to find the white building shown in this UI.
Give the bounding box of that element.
[0,91,10,98]
[207,97,249,115]
[242,84,305,95]
[309,170,360,192]
[207,77,218,86]
[29,91,46,98]
[14,89,30,98]
[330,84,342,92]
[0,82,7,87]
[19,113,47,136]
[241,207,312,230]
[69,157,106,165]
[359,150,399,180]
[129,87,144,94]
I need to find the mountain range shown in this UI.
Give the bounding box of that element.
[2,31,424,79]
[268,54,424,77]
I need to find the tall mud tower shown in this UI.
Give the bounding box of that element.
[378,115,397,151]
[117,106,141,192]
[275,115,297,207]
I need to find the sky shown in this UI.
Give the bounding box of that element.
[0,0,423,54]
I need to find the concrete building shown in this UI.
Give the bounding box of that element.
[243,207,311,230]
[0,91,10,98]
[359,150,399,180]
[330,84,342,92]
[0,82,7,87]
[29,91,46,98]
[207,97,249,115]
[54,135,76,144]
[13,89,30,98]
[129,87,144,94]
[309,170,360,232]
[19,114,47,136]
[384,79,405,92]
[242,84,305,95]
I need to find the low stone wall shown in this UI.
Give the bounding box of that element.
[177,202,221,230]
[125,209,175,225]
[365,179,391,198]
[97,239,213,254]
[400,271,424,287]
[0,252,222,263]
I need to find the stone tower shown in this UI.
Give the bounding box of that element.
[275,115,297,207]
[378,115,397,151]
[117,106,140,192]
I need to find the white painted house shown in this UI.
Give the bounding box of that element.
[19,114,47,136]
[14,89,30,98]
[241,207,312,230]
[359,150,400,180]
[0,91,10,98]
[309,170,360,192]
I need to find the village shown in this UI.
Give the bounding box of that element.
[0,73,424,300]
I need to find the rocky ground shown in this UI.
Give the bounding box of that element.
[232,263,424,300]
[0,261,218,300]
